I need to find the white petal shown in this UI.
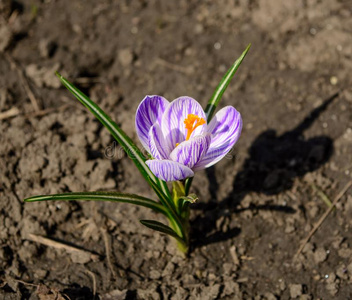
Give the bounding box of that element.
[161,96,207,150]
[148,124,172,160]
[194,106,242,170]
[169,134,211,169]
[135,95,169,152]
[146,160,194,181]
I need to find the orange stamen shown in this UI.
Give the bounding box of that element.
[184,114,206,141]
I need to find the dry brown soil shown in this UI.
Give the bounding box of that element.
[1,0,352,299]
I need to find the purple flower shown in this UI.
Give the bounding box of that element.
[135,95,242,182]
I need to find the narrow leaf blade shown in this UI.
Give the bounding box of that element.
[148,179,184,236]
[55,73,170,200]
[140,220,184,244]
[205,43,251,121]
[178,194,198,214]
[185,44,251,194]
[24,192,167,215]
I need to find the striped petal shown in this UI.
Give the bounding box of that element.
[169,134,211,169]
[135,95,169,152]
[148,123,172,160]
[161,96,207,150]
[194,106,242,171]
[146,160,194,182]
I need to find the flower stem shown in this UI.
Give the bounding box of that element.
[171,181,191,255]
[176,239,189,256]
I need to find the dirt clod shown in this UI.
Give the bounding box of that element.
[313,247,328,264]
[1,1,352,298]
[289,284,303,298]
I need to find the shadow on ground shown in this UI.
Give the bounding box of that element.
[190,93,337,250]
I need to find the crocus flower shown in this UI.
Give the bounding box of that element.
[135,95,242,181]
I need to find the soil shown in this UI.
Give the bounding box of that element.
[1,0,352,299]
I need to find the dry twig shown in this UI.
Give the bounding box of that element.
[14,279,37,287]
[100,227,118,279]
[27,233,100,262]
[85,269,97,297]
[156,58,194,74]
[24,104,71,118]
[229,245,240,265]
[286,190,297,201]
[0,104,71,121]
[311,183,333,208]
[8,10,19,24]
[5,53,41,111]
[295,180,352,258]
[0,107,20,120]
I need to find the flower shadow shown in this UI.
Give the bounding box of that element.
[190,92,338,251]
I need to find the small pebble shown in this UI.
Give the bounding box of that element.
[309,28,317,35]
[313,274,321,281]
[330,76,338,85]
[194,23,204,34]
[214,42,221,50]
[278,279,286,291]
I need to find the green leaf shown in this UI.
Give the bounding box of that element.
[157,178,171,201]
[205,43,251,122]
[55,73,170,201]
[184,178,193,196]
[185,44,251,194]
[179,194,198,204]
[172,181,185,208]
[178,194,198,214]
[24,192,167,215]
[140,220,185,244]
[148,179,184,237]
